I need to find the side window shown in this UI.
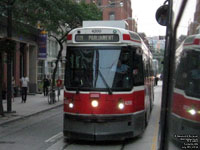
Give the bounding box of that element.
[133,54,144,86]
[185,52,200,98]
[175,56,187,90]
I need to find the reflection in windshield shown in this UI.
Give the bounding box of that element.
[65,47,133,91]
[175,50,200,98]
[170,49,200,147]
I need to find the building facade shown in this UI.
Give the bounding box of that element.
[0,16,39,94]
[0,16,65,95]
[83,0,137,32]
[188,0,200,35]
[37,35,65,93]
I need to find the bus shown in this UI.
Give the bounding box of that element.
[63,26,154,141]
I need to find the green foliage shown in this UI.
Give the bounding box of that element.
[12,0,102,37]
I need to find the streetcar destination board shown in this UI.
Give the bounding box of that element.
[75,34,119,42]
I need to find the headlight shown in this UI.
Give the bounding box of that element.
[118,102,125,110]
[118,99,125,110]
[188,109,196,116]
[69,102,74,108]
[91,100,98,108]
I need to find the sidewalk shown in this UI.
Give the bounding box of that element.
[0,90,64,126]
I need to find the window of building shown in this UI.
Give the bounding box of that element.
[109,0,115,7]
[47,39,58,58]
[90,0,95,3]
[97,0,102,6]
[109,12,115,20]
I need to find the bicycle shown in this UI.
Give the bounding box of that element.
[47,87,56,104]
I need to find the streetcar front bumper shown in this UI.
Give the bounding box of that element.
[63,111,145,141]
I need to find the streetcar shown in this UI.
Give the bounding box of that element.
[170,34,200,144]
[63,26,154,141]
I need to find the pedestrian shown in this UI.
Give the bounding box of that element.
[56,76,62,89]
[43,75,50,96]
[12,76,15,101]
[56,76,62,97]
[20,75,29,103]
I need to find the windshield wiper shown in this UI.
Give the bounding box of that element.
[98,69,113,95]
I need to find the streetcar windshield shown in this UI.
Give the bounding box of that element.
[65,46,142,91]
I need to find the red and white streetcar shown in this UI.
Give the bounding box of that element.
[63,25,154,141]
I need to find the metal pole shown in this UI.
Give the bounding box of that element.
[0,52,4,116]
[6,0,13,112]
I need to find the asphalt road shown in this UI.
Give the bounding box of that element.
[0,107,63,150]
[0,83,169,150]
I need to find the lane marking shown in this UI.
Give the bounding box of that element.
[151,85,161,150]
[151,117,160,150]
[45,132,63,143]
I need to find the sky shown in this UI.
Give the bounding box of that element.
[131,0,197,37]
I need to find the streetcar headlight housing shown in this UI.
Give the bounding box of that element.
[91,100,99,108]
[188,109,196,116]
[65,98,74,109]
[118,99,125,110]
[118,103,125,110]
[69,102,74,109]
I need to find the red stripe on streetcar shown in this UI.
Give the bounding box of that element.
[172,92,200,122]
[64,90,145,115]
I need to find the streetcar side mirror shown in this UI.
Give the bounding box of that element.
[156,5,169,26]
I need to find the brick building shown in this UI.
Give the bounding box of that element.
[188,0,200,35]
[0,14,65,95]
[0,16,39,95]
[82,0,137,32]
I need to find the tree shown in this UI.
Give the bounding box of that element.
[13,0,102,93]
[0,0,101,111]
[0,0,16,114]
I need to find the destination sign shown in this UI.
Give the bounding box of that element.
[75,34,119,42]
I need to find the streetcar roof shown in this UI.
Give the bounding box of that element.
[176,34,200,58]
[183,34,200,50]
[67,26,152,57]
[67,26,142,44]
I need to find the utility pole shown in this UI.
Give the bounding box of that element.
[6,0,13,112]
[0,52,4,116]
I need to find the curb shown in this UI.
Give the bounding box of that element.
[0,103,63,126]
